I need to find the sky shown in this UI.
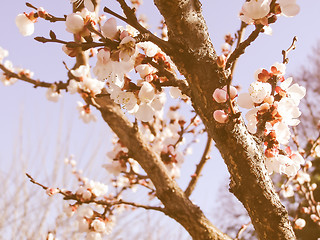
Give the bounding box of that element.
[1,0,320,238]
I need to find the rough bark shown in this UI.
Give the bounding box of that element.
[92,93,231,240]
[153,0,296,239]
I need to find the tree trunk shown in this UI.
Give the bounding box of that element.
[153,0,296,239]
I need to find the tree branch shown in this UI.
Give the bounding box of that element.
[113,200,165,213]
[0,63,68,90]
[282,36,298,64]
[226,24,263,69]
[230,21,247,78]
[90,91,231,240]
[103,1,171,52]
[185,137,212,197]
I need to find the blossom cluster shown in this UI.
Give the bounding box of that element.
[45,156,118,240]
[91,20,180,122]
[240,0,300,26]
[237,62,306,176]
[279,156,320,231]
[13,1,186,124]
[14,2,183,123]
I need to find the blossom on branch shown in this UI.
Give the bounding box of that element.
[15,13,36,36]
[77,101,97,123]
[237,62,305,176]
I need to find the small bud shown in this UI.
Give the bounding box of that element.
[294,218,306,230]
[216,55,226,68]
[46,188,59,196]
[213,110,228,123]
[212,88,227,103]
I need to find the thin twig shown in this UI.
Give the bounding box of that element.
[235,222,251,240]
[184,137,212,197]
[26,173,166,213]
[104,1,171,52]
[34,36,112,50]
[113,200,166,213]
[0,63,68,89]
[229,21,247,78]
[26,2,66,22]
[226,24,263,69]
[26,173,48,191]
[282,36,298,64]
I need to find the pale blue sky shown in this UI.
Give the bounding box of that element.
[1,1,320,237]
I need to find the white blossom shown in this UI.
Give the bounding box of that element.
[139,82,155,103]
[240,0,271,24]
[237,93,255,109]
[280,184,294,198]
[77,205,94,218]
[77,102,97,123]
[103,160,126,176]
[0,47,9,63]
[46,84,61,102]
[15,13,35,36]
[65,13,84,34]
[135,103,155,122]
[294,218,306,229]
[248,81,272,103]
[67,79,80,94]
[278,0,300,17]
[0,61,18,86]
[119,36,136,61]
[101,18,118,39]
[169,87,182,99]
[86,180,108,197]
[135,64,155,79]
[91,219,106,233]
[137,41,160,57]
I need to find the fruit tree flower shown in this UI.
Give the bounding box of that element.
[237,62,305,176]
[15,13,36,36]
[70,0,95,12]
[118,36,136,61]
[0,47,9,63]
[65,13,85,34]
[77,101,97,123]
[278,0,300,17]
[294,218,306,229]
[46,84,61,102]
[240,0,271,24]
[101,18,118,39]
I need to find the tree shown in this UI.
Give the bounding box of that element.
[1,0,318,239]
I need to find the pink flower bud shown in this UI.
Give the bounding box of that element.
[213,88,227,103]
[46,188,59,196]
[213,110,228,123]
[222,85,238,99]
[216,55,226,68]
